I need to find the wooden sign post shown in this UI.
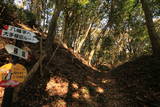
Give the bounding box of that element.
[0,25,38,107]
[1,40,22,107]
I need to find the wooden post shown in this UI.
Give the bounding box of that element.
[1,40,22,107]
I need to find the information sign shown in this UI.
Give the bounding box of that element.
[0,63,27,87]
[5,44,28,60]
[0,30,39,43]
[3,25,36,37]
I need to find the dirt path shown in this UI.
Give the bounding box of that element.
[0,43,160,107]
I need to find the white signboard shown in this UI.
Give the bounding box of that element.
[3,25,36,37]
[0,30,39,43]
[5,44,28,60]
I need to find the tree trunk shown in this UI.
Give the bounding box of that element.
[63,11,68,43]
[45,3,62,56]
[141,0,160,56]
[75,23,92,53]
[88,35,103,65]
[87,0,115,65]
[88,49,95,65]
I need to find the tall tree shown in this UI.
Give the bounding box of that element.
[45,0,65,56]
[87,0,115,65]
[141,0,160,56]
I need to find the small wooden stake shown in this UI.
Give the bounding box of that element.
[1,87,14,107]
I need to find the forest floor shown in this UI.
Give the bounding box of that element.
[0,41,160,107]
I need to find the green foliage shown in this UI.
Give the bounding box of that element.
[88,0,153,65]
[0,2,36,27]
[2,0,157,66]
[78,0,90,5]
[67,0,90,7]
[101,36,113,49]
[149,0,160,16]
[0,3,19,23]
[18,10,36,26]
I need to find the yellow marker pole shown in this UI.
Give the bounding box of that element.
[1,40,23,107]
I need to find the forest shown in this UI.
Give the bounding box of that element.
[0,0,160,107]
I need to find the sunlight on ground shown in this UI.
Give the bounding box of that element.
[87,81,97,86]
[45,76,107,106]
[72,92,80,99]
[80,87,90,99]
[80,87,89,94]
[71,82,79,89]
[52,99,66,107]
[46,76,69,96]
[72,86,91,101]
[96,87,104,93]
[101,79,111,84]
[42,99,66,107]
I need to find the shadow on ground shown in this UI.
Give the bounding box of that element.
[10,44,160,107]
[12,44,110,107]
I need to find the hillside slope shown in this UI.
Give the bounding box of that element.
[106,56,160,107]
[11,43,109,107]
[10,43,160,107]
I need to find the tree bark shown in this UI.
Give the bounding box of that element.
[75,23,92,53]
[141,0,160,56]
[45,2,62,56]
[87,0,115,65]
[88,49,95,65]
